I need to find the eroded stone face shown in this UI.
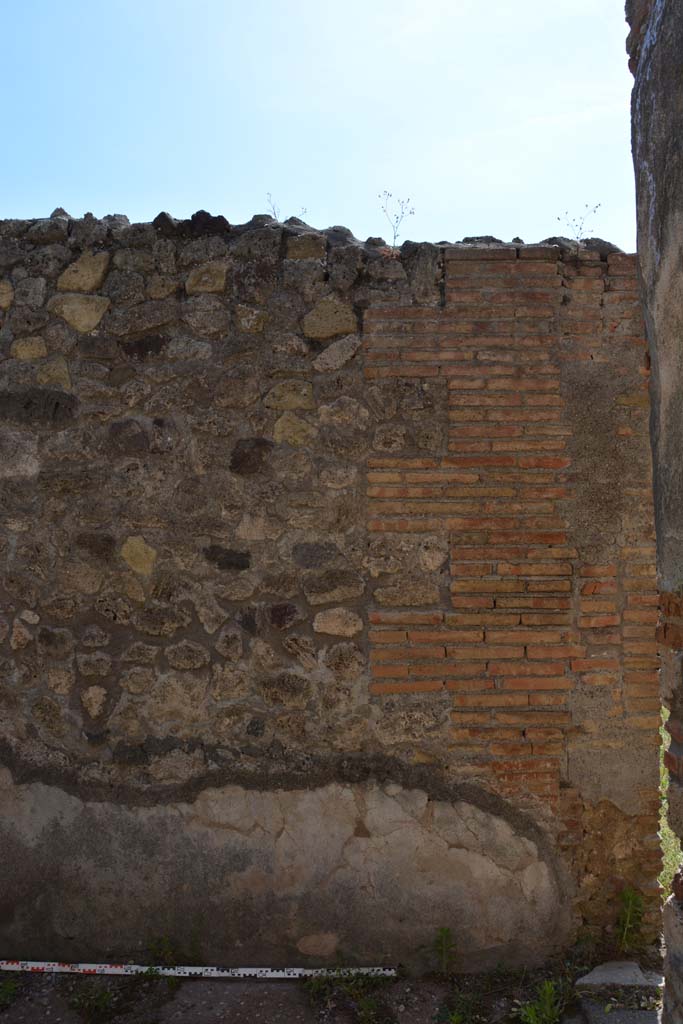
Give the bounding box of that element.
[0,776,569,969]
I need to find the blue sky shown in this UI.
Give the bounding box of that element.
[1,1,636,249]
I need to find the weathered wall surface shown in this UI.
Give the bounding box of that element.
[628,1,683,1017]
[0,210,659,967]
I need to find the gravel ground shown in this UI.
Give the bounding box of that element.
[0,974,455,1024]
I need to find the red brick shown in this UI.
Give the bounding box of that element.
[370,647,446,662]
[369,630,408,644]
[578,614,621,628]
[498,562,572,577]
[453,693,530,708]
[486,629,574,645]
[445,645,525,660]
[370,664,410,679]
[488,660,565,676]
[369,611,444,625]
[581,580,618,595]
[451,580,526,594]
[447,613,521,627]
[521,614,571,626]
[571,658,620,672]
[518,456,571,469]
[500,677,571,691]
[407,629,484,643]
[527,644,585,659]
[450,596,495,609]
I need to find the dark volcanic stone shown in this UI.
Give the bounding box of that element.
[268,603,299,630]
[237,607,258,635]
[118,334,169,360]
[229,437,274,475]
[204,545,251,571]
[191,210,230,235]
[0,388,77,426]
[75,532,116,562]
[292,542,340,568]
[107,418,150,454]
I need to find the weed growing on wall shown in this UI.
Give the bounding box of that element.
[433,926,457,977]
[616,886,645,953]
[557,202,601,255]
[266,193,307,222]
[378,190,415,246]
[266,192,281,221]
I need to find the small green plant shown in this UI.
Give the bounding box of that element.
[0,976,20,1010]
[444,1012,465,1024]
[378,190,415,247]
[433,926,457,976]
[513,980,565,1024]
[616,886,645,953]
[68,981,114,1023]
[148,935,179,967]
[145,937,187,993]
[304,968,390,1023]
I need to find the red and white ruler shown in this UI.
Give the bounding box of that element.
[0,960,396,980]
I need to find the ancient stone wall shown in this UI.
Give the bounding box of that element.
[627,1,683,1016]
[0,210,660,968]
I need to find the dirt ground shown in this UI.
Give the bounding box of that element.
[0,951,664,1024]
[0,974,452,1024]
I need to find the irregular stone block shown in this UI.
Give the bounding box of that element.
[10,336,47,360]
[0,426,39,478]
[264,379,315,410]
[14,276,46,308]
[577,961,664,988]
[235,304,267,333]
[273,411,318,446]
[287,233,327,260]
[303,294,356,339]
[292,542,340,568]
[313,607,363,636]
[81,685,107,718]
[260,671,310,707]
[121,536,157,576]
[204,545,251,571]
[57,251,110,292]
[304,569,365,605]
[0,388,77,426]
[229,437,274,475]
[313,333,361,371]
[0,278,13,309]
[47,293,110,332]
[166,640,210,671]
[374,579,440,606]
[185,260,228,295]
[36,355,71,391]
